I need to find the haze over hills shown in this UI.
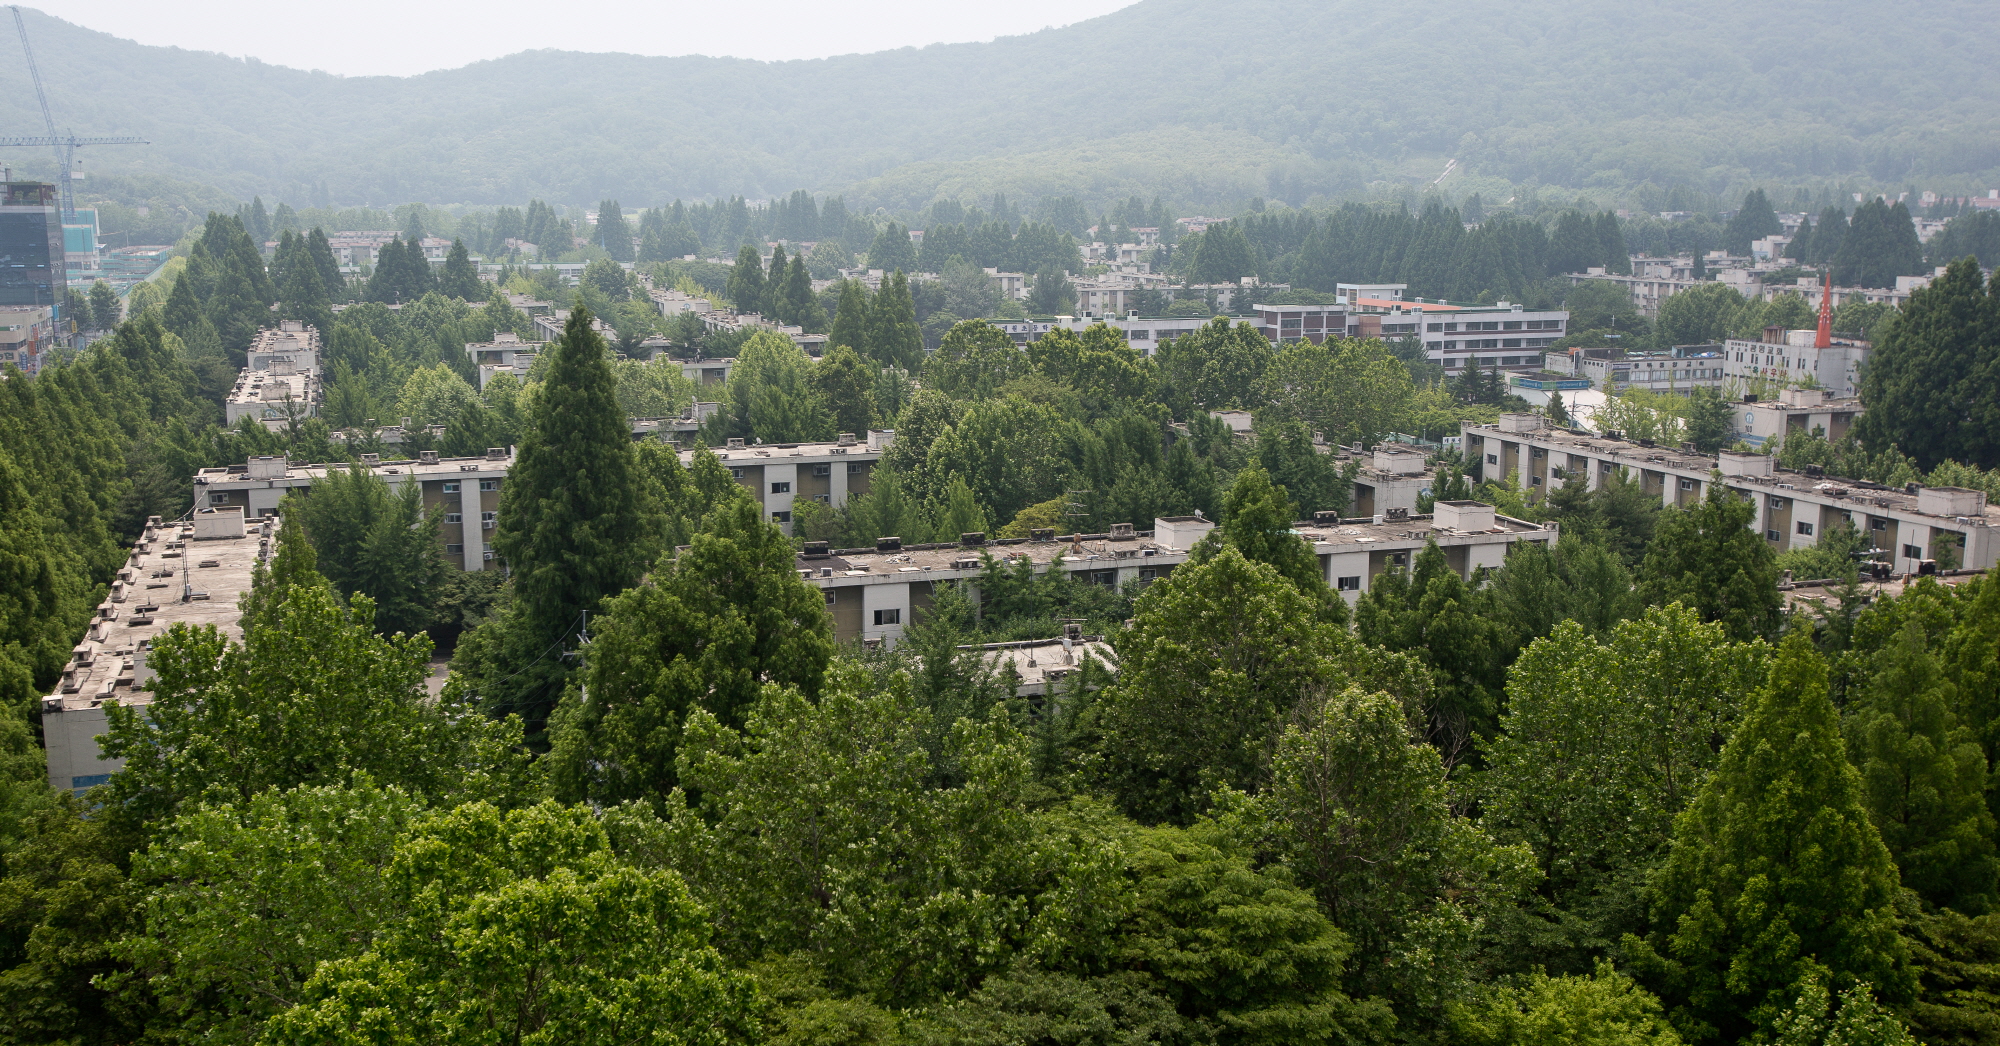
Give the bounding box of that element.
[0,0,1994,211]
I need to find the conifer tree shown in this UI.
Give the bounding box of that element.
[809,343,875,438]
[1596,211,1631,275]
[1847,621,1998,912]
[594,199,634,262]
[1806,206,1847,266]
[1208,465,1344,623]
[1636,480,1780,641]
[867,271,923,371]
[464,306,659,728]
[1726,189,1783,256]
[1853,257,2000,470]
[437,238,482,300]
[765,245,789,320]
[866,222,917,272]
[784,255,825,332]
[1642,633,1913,1042]
[305,227,345,301]
[828,279,871,355]
[727,244,764,314]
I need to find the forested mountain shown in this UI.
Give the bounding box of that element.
[0,0,1993,211]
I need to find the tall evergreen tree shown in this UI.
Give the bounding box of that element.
[1636,480,1781,641]
[1726,189,1783,256]
[764,245,789,320]
[726,244,764,314]
[866,222,917,273]
[1847,621,1999,912]
[1596,211,1631,275]
[437,239,482,300]
[782,255,825,332]
[866,271,923,371]
[305,227,346,301]
[594,200,634,262]
[1854,257,2000,470]
[1641,634,1913,1042]
[461,305,659,730]
[1806,206,1847,266]
[828,279,871,355]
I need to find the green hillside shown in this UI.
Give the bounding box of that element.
[0,0,1992,210]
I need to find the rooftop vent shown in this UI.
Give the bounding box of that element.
[876,536,902,552]
[1029,528,1056,542]
[1109,523,1135,541]
[960,532,985,546]
[802,540,830,557]
[487,447,508,460]
[419,450,438,464]
[1313,510,1340,526]
[727,437,746,449]
[360,453,380,465]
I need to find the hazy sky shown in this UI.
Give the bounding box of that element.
[28,0,1144,77]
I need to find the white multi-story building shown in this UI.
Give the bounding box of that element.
[1462,414,1999,575]
[1417,302,1570,374]
[1722,327,1870,399]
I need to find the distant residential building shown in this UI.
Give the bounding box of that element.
[1544,344,1727,395]
[800,504,1554,647]
[1733,387,1863,449]
[225,323,321,428]
[1721,326,1869,399]
[1462,413,1997,576]
[42,509,276,792]
[466,332,537,388]
[1414,302,1570,374]
[0,305,57,374]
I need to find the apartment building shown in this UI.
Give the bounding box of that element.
[1733,388,1863,449]
[1566,263,1703,316]
[1461,414,1998,574]
[195,449,517,572]
[802,504,1554,647]
[0,305,56,374]
[225,323,322,428]
[989,314,1214,356]
[466,332,537,388]
[1253,302,1347,345]
[703,432,892,531]
[1544,345,1727,394]
[42,508,275,792]
[1721,327,1870,399]
[1417,302,1569,373]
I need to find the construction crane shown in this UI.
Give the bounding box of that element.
[1,6,146,219]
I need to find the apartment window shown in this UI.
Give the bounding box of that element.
[730,468,745,479]
[1871,518,1887,530]
[772,510,791,523]
[444,512,462,524]
[1796,521,1815,536]
[478,480,499,491]
[770,481,791,494]
[873,608,901,626]
[481,512,497,529]
[1336,576,1361,591]
[1769,495,1789,509]
[824,590,837,607]
[1502,356,1522,366]
[1427,322,1444,333]
[1502,339,1522,348]
[812,464,831,477]
[442,481,459,493]
[1477,357,1498,366]
[1530,476,1543,486]
[847,463,865,474]
[446,543,464,555]
[1904,544,1923,560]
[1766,530,1781,541]
[209,492,231,505]
[1444,340,1459,350]
[815,494,831,503]
[1487,454,1499,465]
[1502,320,1523,330]
[1679,479,1695,490]
[1442,322,1459,332]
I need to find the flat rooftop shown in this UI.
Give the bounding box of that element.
[1464,422,2000,523]
[45,512,275,716]
[196,451,516,486]
[804,532,1184,577]
[977,636,1116,695]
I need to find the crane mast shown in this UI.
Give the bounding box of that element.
[5,6,147,220]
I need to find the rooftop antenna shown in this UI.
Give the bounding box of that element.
[2,6,148,219]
